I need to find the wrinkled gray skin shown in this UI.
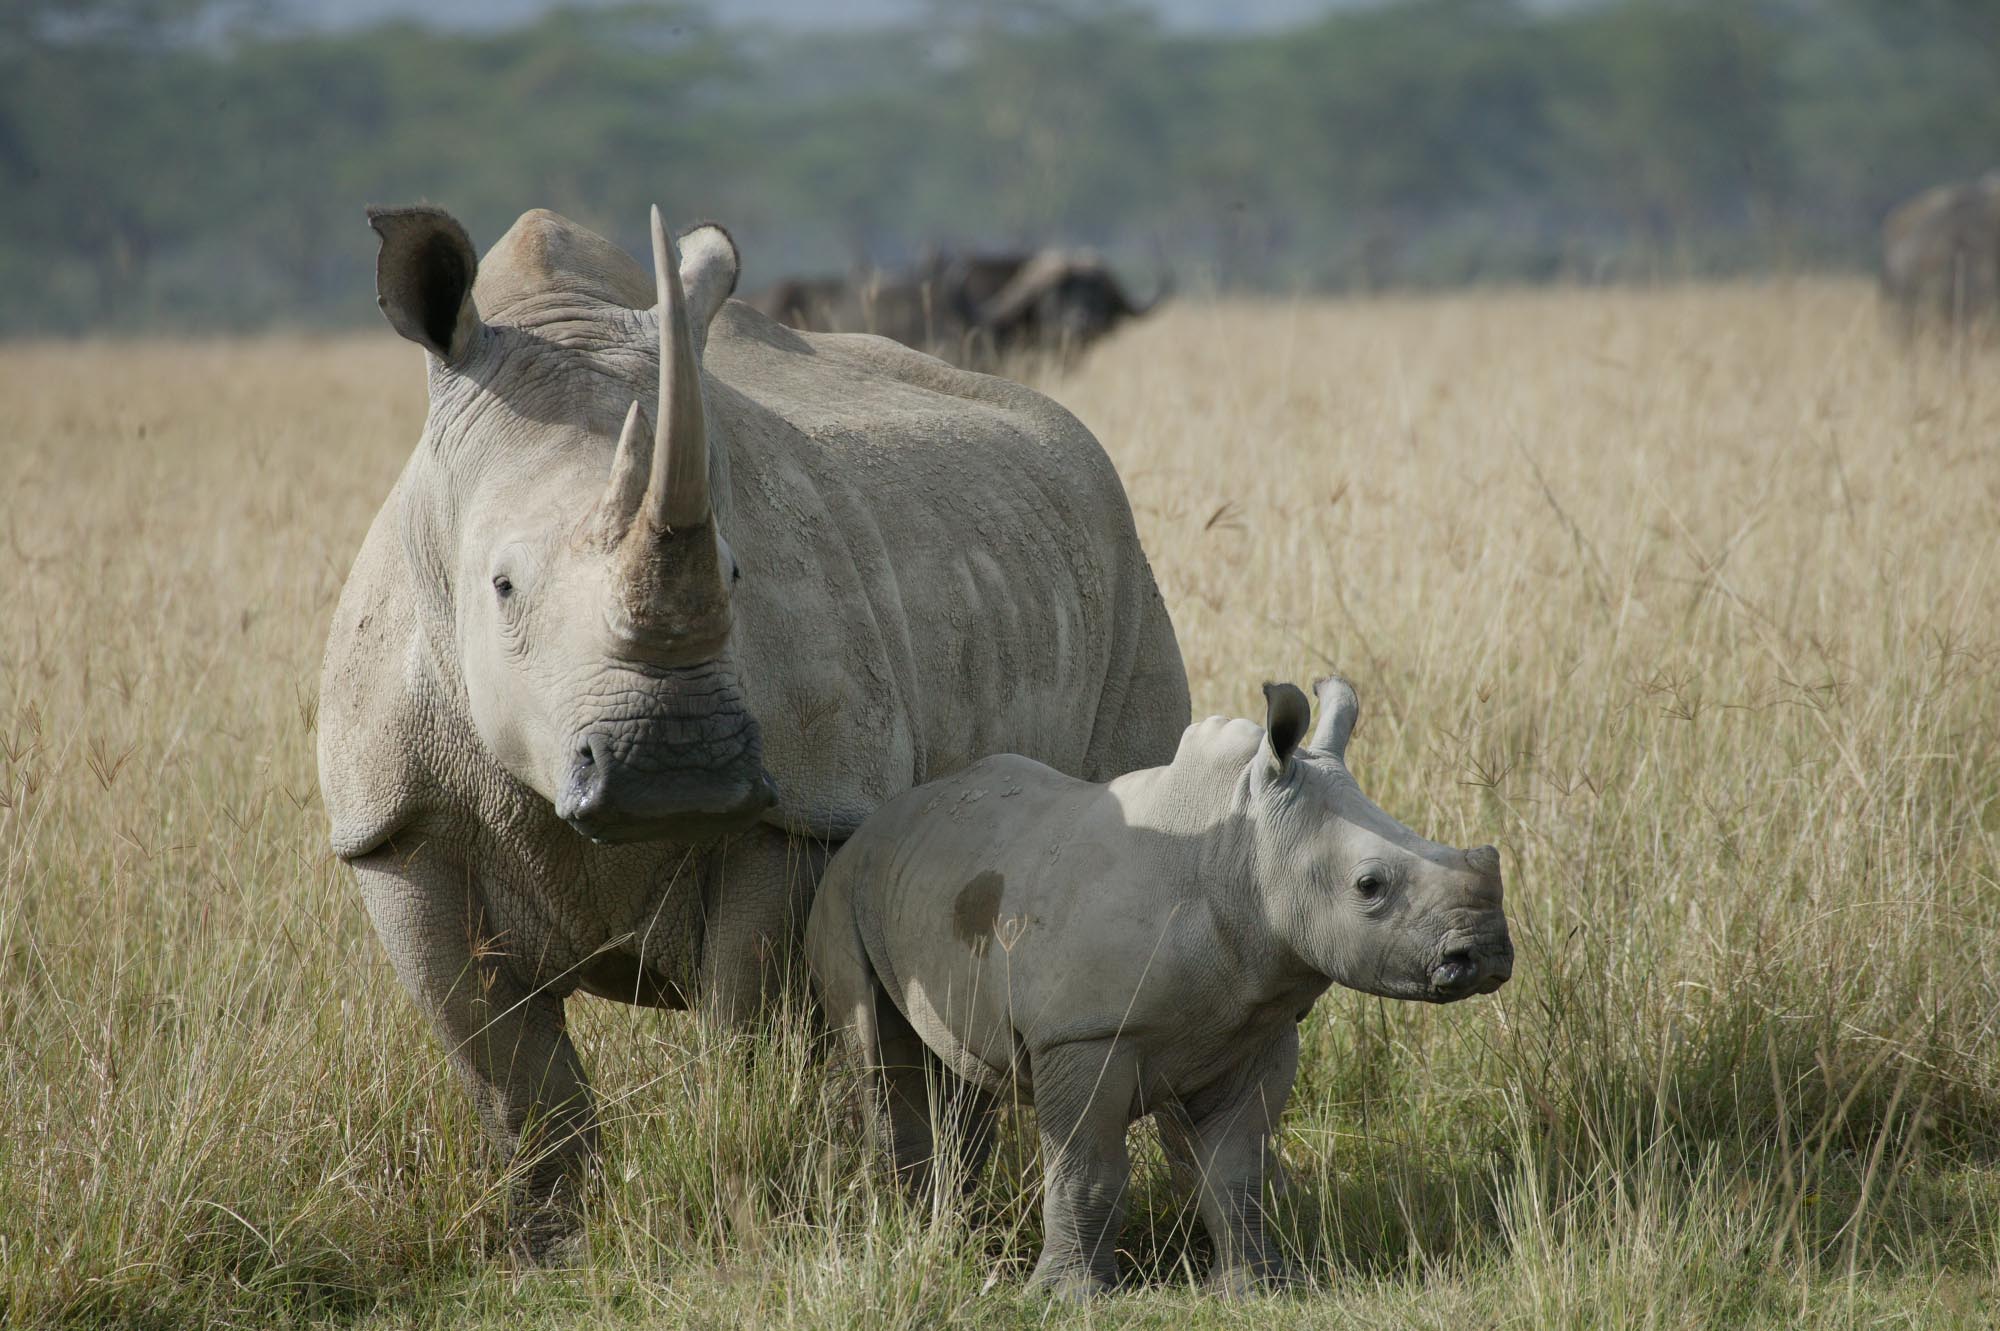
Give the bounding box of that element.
[806,676,1511,1299]
[743,247,1168,371]
[316,203,1189,1256]
[1882,171,2000,334]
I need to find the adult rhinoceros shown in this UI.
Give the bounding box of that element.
[316,204,1189,1253]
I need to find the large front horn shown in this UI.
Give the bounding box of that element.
[645,204,710,532]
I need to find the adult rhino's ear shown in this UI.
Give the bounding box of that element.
[1309,675,1359,762]
[367,205,481,363]
[1261,681,1311,775]
[676,222,740,339]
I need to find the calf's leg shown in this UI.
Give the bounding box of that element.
[935,1072,1001,1193]
[1158,1028,1299,1295]
[1026,1040,1140,1298]
[803,875,987,1195]
[862,992,1004,1197]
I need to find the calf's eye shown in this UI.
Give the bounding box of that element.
[1355,873,1384,900]
[492,574,514,598]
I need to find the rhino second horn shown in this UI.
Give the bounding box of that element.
[592,399,651,546]
[1309,675,1359,760]
[646,204,710,534]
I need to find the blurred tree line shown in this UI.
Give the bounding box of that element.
[2,0,1997,332]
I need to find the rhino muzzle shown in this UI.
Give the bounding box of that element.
[1427,935,1513,1001]
[559,728,775,844]
[554,668,776,843]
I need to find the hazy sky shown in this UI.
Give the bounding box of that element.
[279,0,1348,34]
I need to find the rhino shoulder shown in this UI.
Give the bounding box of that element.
[316,493,438,860]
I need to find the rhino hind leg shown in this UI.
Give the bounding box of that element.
[805,877,997,1198]
[938,1072,1002,1194]
[349,842,598,1262]
[842,970,998,1198]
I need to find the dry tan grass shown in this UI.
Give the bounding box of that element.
[3,282,1999,1327]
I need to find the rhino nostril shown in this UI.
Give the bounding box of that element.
[563,736,611,819]
[576,733,619,773]
[1431,949,1478,994]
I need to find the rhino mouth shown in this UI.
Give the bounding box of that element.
[554,667,778,844]
[560,768,777,845]
[1424,941,1513,1002]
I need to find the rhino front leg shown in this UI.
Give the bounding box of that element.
[349,840,597,1261]
[699,827,824,1027]
[1158,1027,1298,1296]
[1027,1040,1139,1299]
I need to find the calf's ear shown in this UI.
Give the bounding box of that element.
[367,205,481,363]
[1309,675,1360,762]
[1261,681,1311,775]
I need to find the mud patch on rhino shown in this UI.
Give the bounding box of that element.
[953,871,1005,955]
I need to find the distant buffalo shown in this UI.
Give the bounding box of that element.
[1882,172,2000,334]
[745,248,1169,370]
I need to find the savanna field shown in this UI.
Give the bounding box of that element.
[4,282,1999,1327]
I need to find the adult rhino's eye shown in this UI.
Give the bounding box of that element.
[1355,873,1385,901]
[492,574,514,599]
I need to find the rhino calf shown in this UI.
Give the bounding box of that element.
[806,676,1512,1297]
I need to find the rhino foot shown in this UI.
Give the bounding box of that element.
[1204,1258,1299,1300]
[1029,1267,1117,1304]
[506,1215,587,1269]
[502,1162,593,1268]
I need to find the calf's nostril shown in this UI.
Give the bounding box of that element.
[1430,949,1480,995]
